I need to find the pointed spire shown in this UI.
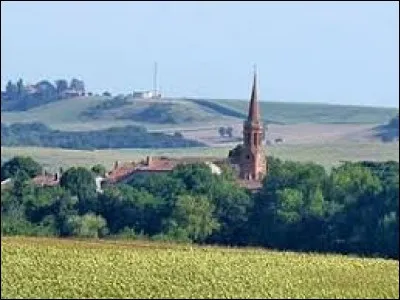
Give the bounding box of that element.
[248,65,260,121]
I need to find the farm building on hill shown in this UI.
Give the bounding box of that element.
[132,90,161,99]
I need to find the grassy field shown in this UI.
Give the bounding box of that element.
[213,99,398,124]
[1,96,397,131]
[1,142,398,172]
[1,236,398,299]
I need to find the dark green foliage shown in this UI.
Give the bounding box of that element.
[60,167,97,214]
[164,194,220,243]
[248,157,398,258]
[2,78,64,111]
[97,185,163,235]
[1,122,205,149]
[80,95,128,120]
[91,164,107,177]
[373,114,399,142]
[65,213,107,238]
[1,156,398,259]
[1,156,43,180]
[218,127,226,137]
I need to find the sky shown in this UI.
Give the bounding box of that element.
[1,1,399,107]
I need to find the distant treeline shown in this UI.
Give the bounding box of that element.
[1,78,86,111]
[1,156,398,259]
[1,122,204,149]
[375,114,399,142]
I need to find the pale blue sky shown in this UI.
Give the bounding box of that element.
[1,1,399,107]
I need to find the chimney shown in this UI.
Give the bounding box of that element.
[146,156,152,166]
[54,172,59,181]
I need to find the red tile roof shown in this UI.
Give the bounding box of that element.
[105,158,180,183]
[105,162,137,184]
[32,175,59,187]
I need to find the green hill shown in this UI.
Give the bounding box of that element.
[1,95,397,131]
[2,237,398,299]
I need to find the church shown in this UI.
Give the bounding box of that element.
[232,69,267,190]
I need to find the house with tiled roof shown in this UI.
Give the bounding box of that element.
[31,172,60,187]
[102,156,223,187]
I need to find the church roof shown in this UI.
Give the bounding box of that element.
[247,68,260,122]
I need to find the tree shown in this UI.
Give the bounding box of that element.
[226,127,233,138]
[164,194,220,243]
[228,144,243,164]
[65,213,108,238]
[218,127,226,137]
[174,131,183,138]
[1,156,43,180]
[16,79,24,96]
[70,78,85,92]
[102,91,111,97]
[55,79,68,95]
[60,167,97,213]
[91,164,107,177]
[207,180,252,245]
[98,185,163,235]
[5,80,17,99]
[35,80,57,102]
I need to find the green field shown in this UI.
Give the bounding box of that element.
[1,96,397,131]
[1,237,398,299]
[2,142,398,173]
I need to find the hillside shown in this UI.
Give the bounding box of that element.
[1,95,397,131]
[2,237,398,299]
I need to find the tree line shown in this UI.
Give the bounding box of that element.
[1,122,205,149]
[1,155,398,259]
[1,78,85,111]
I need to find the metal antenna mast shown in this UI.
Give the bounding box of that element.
[153,62,158,96]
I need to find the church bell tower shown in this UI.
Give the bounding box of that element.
[239,67,267,181]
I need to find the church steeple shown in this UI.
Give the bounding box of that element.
[248,66,260,122]
[239,66,267,182]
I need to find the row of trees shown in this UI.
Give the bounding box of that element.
[218,123,269,140]
[1,155,398,259]
[2,78,85,111]
[1,122,205,150]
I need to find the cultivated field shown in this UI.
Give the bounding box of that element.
[1,237,398,299]
[1,141,398,173]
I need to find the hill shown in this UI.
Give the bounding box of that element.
[1,95,397,131]
[2,237,398,299]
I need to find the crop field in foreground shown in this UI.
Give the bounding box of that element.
[1,237,399,299]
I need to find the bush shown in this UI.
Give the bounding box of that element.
[65,213,108,238]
